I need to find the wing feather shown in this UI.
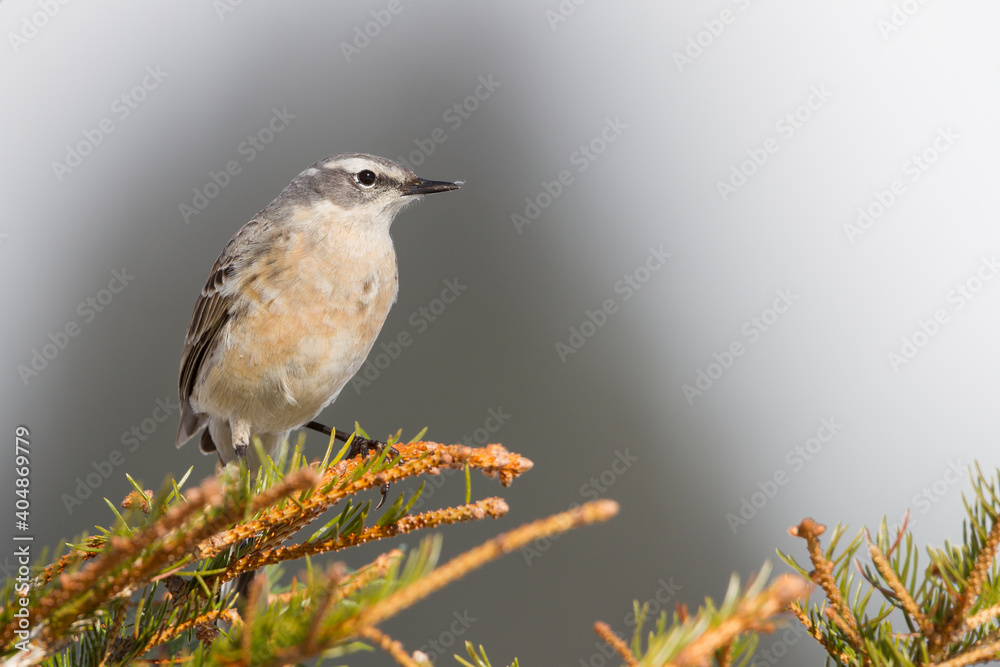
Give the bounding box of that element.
[176,218,273,448]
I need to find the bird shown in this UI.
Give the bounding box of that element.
[175,152,460,480]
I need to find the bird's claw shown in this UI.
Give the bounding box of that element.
[345,434,392,459]
[376,482,390,510]
[346,435,398,510]
[304,422,397,510]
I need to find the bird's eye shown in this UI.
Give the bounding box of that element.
[356,169,377,187]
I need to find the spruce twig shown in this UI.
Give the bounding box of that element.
[359,626,422,667]
[780,463,1000,667]
[223,498,509,583]
[866,531,932,636]
[347,500,619,633]
[594,621,638,666]
[789,518,865,652]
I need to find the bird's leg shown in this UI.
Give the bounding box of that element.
[232,420,251,463]
[304,421,397,509]
[304,421,394,457]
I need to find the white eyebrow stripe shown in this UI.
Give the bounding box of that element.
[327,157,380,174]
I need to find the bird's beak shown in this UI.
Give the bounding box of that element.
[402,178,461,196]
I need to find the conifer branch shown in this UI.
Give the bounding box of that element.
[780,463,1000,666]
[663,574,807,667]
[0,436,591,666]
[788,518,864,651]
[346,500,619,633]
[594,621,638,666]
[619,563,809,667]
[359,626,423,667]
[866,534,932,635]
[933,496,1000,656]
[24,441,1000,666]
[224,497,509,582]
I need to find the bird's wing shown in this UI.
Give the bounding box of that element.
[176,218,271,448]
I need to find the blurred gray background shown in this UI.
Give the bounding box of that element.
[4,1,1000,664]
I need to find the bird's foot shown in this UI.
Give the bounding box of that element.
[305,421,398,509]
[231,421,252,467]
[345,433,395,460]
[346,435,398,510]
[233,440,249,462]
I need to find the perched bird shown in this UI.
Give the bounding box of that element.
[176,153,460,475]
